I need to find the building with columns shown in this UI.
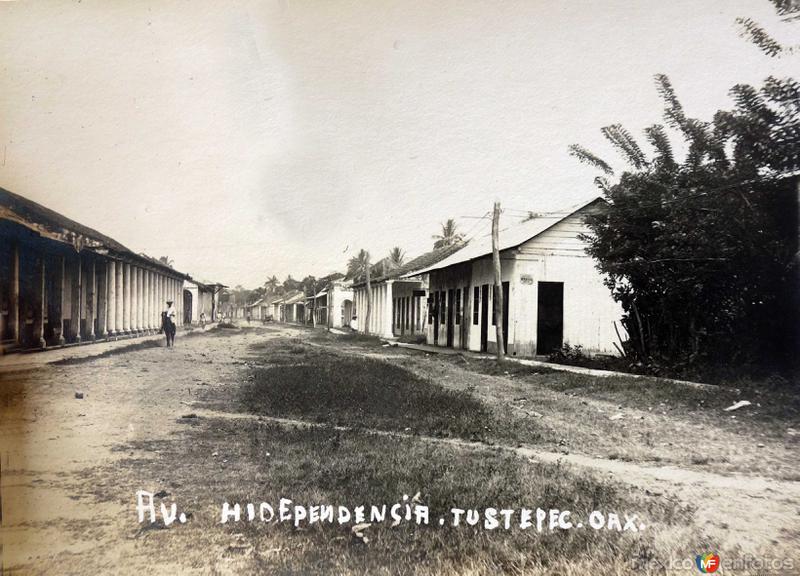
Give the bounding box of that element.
[349,244,461,339]
[0,187,193,353]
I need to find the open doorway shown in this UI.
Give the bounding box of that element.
[480,284,489,352]
[536,281,563,355]
[183,289,193,325]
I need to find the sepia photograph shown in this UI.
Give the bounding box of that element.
[0,0,799,574]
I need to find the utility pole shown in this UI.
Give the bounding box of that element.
[492,201,505,360]
[365,255,372,334]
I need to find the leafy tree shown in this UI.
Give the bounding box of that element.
[388,247,405,269]
[158,256,174,268]
[347,249,372,332]
[736,0,799,57]
[302,275,323,326]
[570,73,799,373]
[264,275,281,296]
[433,219,464,249]
[282,275,302,293]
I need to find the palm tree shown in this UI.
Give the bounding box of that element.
[264,275,280,295]
[347,249,372,332]
[432,219,464,249]
[388,247,405,269]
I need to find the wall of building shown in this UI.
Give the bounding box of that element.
[353,279,425,337]
[327,282,354,329]
[426,212,622,357]
[1,219,187,351]
[391,280,428,337]
[428,255,516,353]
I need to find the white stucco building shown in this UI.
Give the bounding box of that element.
[182,279,224,325]
[408,198,623,357]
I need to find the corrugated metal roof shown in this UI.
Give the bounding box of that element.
[403,197,603,277]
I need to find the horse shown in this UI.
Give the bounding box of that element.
[161,311,176,347]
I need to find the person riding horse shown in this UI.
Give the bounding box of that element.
[162,299,177,347]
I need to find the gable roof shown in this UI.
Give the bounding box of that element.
[351,242,465,288]
[404,197,604,277]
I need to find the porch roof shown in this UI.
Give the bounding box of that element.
[0,186,190,278]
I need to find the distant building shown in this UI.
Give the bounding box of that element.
[350,244,462,338]
[326,279,353,329]
[305,291,327,325]
[278,290,305,323]
[183,279,225,324]
[0,187,190,352]
[408,198,623,356]
[245,297,269,321]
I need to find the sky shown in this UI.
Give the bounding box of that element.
[0,0,795,288]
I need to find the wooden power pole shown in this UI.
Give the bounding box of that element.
[492,201,505,360]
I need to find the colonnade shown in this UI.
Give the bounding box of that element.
[1,235,186,349]
[352,280,394,338]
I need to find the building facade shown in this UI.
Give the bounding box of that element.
[1,188,190,352]
[183,279,224,325]
[350,245,461,338]
[280,291,305,323]
[326,280,353,329]
[410,198,623,357]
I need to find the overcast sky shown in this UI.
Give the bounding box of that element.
[0,0,794,287]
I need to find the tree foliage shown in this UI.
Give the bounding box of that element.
[347,249,372,329]
[571,73,799,373]
[388,246,406,269]
[432,219,465,249]
[736,0,799,57]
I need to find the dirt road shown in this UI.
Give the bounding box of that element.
[1,325,798,574]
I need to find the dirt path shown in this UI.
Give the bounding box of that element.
[0,326,281,574]
[1,324,798,574]
[182,401,800,559]
[301,331,800,557]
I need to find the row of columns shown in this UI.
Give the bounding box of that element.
[5,243,186,349]
[102,259,184,338]
[353,280,394,338]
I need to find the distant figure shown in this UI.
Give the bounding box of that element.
[350,314,358,332]
[199,312,207,329]
[163,299,177,347]
[246,312,252,324]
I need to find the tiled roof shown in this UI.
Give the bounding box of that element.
[0,186,188,277]
[351,242,465,287]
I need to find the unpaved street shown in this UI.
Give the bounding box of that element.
[1,325,799,575]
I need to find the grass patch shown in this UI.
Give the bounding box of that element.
[309,330,384,347]
[238,340,536,440]
[445,355,800,438]
[224,340,537,444]
[451,356,556,378]
[108,419,700,575]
